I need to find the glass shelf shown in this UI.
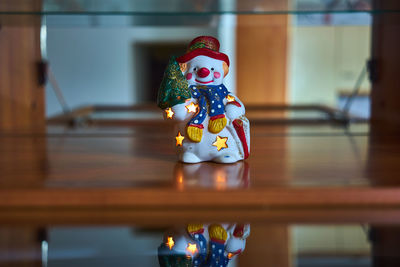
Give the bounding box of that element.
[0,224,383,267]
[0,0,398,15]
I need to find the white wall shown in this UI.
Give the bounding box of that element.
[46,19,370,117]
[289,26,371,106]
[49,227,162,266]
[46,26,218,117]
[218,15,237,94]
[293,225,370,254]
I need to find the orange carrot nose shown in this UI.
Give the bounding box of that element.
[197,67,210,78]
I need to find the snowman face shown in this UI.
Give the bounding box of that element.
[184,55,225,86]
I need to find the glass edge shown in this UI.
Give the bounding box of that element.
[0,10,399,16]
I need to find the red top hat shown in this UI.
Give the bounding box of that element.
[177,36,230,66]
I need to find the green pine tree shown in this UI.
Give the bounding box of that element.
[157,56,191,109]
[158,244,193,267]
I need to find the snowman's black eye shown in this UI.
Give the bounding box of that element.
[211,68,214,71]
[193,68,197,71]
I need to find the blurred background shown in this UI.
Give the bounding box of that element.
[41,0,372,124]
[1,224,372,266]
[2,0,394,266]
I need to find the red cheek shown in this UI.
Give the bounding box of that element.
[213,72,221,79]
[186,73,193,80]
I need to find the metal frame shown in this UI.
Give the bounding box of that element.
[47,104,368,127]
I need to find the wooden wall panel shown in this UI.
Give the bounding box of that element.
[0,0,44,133]
[239,224,290,267]
[0,228,42,266]
[371,226,400,267]
[370,0,400,134]
[236,14,288,104]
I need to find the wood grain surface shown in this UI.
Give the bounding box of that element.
[236,13,288,105]
[0,123,399,216]
[0,0,44,133]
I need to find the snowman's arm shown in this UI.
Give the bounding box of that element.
[223,93,246,120]
[163,98,197,122]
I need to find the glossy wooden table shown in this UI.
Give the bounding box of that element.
[1,123,400,224]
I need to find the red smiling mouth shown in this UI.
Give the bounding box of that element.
[195,79,213,84]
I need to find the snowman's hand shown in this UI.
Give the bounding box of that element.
[209,224,228,243]
[208,115,227,133]
[187,125,203,142]
[225,95,246,121]
[187,223,204,234]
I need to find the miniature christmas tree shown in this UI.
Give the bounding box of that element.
[158,243,193,267]
[157,56,191,110]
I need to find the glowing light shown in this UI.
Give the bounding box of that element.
[228,253,234,259]
[185,102,198,113]
[215,170,227,190]
[176,132,185,146]
[186,243,198,255]
[177,173,184,191]
[212,136,228,151]
[165,108,174,119]
[226,95,235,102]
[166,237,175,250]
[216,175,226,183]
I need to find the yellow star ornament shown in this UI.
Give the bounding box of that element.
[165,108,174,119]
[186,243,198,255]
[166,237,175,250]
[226,95,236,102]
[212,136,228,151]
[185,102,198,113]
[175,131,185,146]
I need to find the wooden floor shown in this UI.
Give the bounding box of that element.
[1,123,400,224]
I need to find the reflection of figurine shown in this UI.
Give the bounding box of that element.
[158,36,250,164]
[159,162,250,267]
[174,161,250,190]
[158,223,250,267]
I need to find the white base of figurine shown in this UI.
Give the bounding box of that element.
[171,99,250,164]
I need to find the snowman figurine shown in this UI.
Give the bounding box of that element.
[158,223,250,267]
[158,36,250,163]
